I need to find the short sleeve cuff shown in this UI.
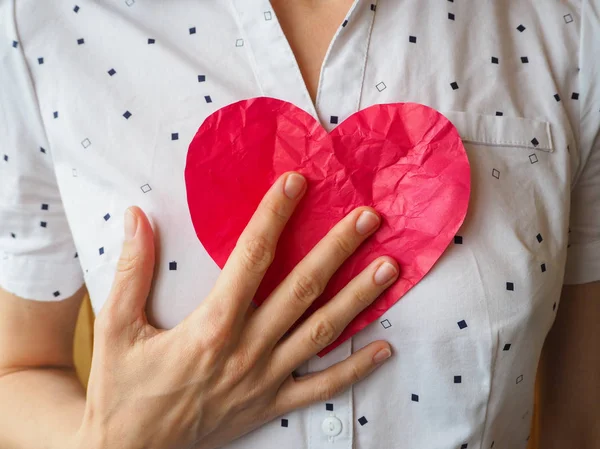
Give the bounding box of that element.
[0,255,85,301]
[564,239,600,285]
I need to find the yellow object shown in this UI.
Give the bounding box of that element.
[73,293,94,389]
[71,293,540,446]
[529,379,540,449]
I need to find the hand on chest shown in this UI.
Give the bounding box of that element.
[185,98,470,355]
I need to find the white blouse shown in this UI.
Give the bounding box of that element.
[1,1,599,448]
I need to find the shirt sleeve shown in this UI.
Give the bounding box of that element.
[0,1,84,301]
[563,0,600,285]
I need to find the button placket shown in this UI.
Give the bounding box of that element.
[307,6,377,442]
[315,0,378,131]
[229,4,377,447]
[307,337,353,449]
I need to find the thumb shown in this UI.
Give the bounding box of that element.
[104,206,156,331]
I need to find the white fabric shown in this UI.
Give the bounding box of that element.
[1,1,599,448]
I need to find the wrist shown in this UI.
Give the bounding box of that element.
[71,416,109,449]
[70,428,98,449]
[72,410,147,449]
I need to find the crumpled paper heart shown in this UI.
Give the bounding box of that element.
[185,97,470,356]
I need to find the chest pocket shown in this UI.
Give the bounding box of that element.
[440,112,567,331]
[350,111,568,443]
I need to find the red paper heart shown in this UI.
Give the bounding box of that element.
[185,97,470,357]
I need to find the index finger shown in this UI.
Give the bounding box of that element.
[203,172,306,320]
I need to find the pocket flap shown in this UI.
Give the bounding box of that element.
[443,111,554,152]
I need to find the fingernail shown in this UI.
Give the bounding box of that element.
[374,262,398,285]
[124,208,138,241]
[373,347,392,364]
[355,211,380,235]
[284,173,306,199]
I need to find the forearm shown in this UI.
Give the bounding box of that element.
[0,366,86,449]
[537,283,600,448]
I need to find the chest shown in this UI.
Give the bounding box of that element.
[27,0,576,335]
[270,0,355,102]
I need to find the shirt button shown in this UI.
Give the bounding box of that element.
[321,416,343,436]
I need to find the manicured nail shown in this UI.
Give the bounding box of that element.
[355,211,380,235]
[284,173,306,199]
[373,347,392,364]
[124,208,138,241]
[374,262,398,285]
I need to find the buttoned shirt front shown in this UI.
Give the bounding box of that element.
[1,1,599,448]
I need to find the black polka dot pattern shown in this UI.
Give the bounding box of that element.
[0,3,596,448]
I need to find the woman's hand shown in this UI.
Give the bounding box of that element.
[75,172,399,449]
